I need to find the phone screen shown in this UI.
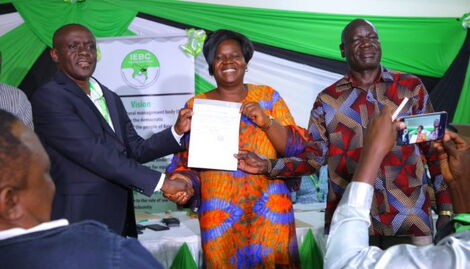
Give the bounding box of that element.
[396,112,447,145]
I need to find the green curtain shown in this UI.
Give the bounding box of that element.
[195,73,215,94]
[453,62,470,123]
[0,0,136,86]
[0,23,45,86]
[13,1,136,47]
[106,0,465,78]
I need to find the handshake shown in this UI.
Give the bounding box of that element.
[160,173,194,204]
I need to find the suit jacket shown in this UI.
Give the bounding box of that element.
[0,221,164,269]
[31,71,181,236]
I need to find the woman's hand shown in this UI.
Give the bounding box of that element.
[174,108,193,135]
[240,102,271,129]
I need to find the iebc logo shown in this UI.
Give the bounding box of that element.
[121,49,160,89]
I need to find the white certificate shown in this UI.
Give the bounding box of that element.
[188,99,241,171]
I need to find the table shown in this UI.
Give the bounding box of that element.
[138,203,326,268]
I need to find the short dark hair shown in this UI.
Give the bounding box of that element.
[203,29,254,75]
[0,109,29,189]
[52,23,93,48]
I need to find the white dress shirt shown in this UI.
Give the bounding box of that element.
[325,182,470,269]
[0,219,69,241]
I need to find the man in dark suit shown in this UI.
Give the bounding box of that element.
[31,24,193,237]
[0,110,163,268]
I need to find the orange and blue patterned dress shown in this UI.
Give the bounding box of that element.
[166,84,300,268]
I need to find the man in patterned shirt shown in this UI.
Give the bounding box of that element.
[237,19,452,248]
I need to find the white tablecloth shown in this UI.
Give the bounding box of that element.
[138,203,326,268]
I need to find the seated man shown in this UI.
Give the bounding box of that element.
[325,106,470,268]
[0,109,163,268]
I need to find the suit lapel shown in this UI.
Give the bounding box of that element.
[54,72,122,142]
[101,83,124,142]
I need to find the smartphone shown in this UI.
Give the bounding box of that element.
[396,111,447,145]
[145,223,170,232]
[162,217,180,227]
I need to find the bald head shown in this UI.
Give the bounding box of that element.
[52,24,93,49]
[341,19,377,45]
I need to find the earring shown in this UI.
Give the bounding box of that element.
[245,67,248,72]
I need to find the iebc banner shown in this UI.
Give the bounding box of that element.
[94,35,194,213]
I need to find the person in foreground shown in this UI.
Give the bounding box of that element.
[324,106,470,269]
[0,110,163,269]
[31,24,193,237]
[166,29,302,268]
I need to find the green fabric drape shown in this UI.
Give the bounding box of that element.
[13,1,137,47]
[0,0,136,86]
[299,229,323,269]
[169,243,198,269]
[105,0,465,78]
[195,73,215,94]
[453,62,470,123]
[0,23,45,86]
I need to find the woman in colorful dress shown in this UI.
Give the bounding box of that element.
[166,30,301,268]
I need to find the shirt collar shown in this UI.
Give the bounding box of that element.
[337,66,394,90]
[0,219,69,241]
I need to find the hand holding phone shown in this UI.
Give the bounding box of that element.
[396,112,447,145]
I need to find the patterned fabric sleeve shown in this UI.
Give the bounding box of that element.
[268,98,328,178]
[165,101,202,211]
[16,89,34,130]
[269,91,304,191]
[413,81,453,212]
[270,91,295,126]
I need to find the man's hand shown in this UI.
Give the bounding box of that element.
[161,173,194,204]
[433,130,470,185]
[436,215,451,232]
[174,108,192,135]
[240,102,270,129]
[433,130,470,213]
[353,106,405,184]
[362,106,405,158]
[234,151,269,174]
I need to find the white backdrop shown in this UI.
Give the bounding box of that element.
[0,12,23,36]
